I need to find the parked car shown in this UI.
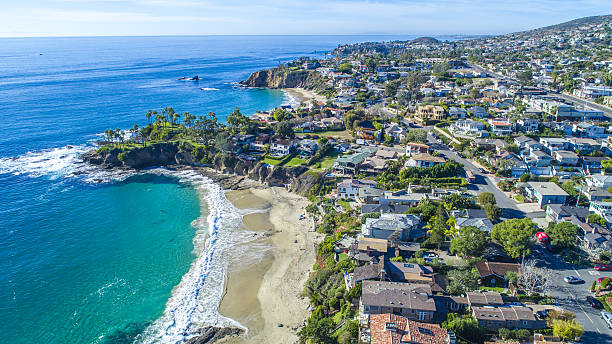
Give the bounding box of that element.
[564,276,584,284]
[601,311,612,329]
[595,264,612,271]
[587,296,603,309]
[423,253,439,259]
[598,277,610,284]
[536,310,549,320]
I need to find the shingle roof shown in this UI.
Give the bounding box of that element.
[362,281,436,312]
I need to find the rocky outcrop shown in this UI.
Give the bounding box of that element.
[81,144,320,195]
[184,326,243,344]
[240,67,317,89]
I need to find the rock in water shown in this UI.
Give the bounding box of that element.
[184,326,244,344]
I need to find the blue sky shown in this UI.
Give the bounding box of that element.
[1,0,612,37]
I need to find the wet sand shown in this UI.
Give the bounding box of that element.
[219,187,321,343]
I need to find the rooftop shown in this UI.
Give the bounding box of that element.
[527,182,569,197]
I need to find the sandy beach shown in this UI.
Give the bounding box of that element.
[284,87,327,105]
[219,187,321,343]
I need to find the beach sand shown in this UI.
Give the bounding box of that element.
[284,87,327,105]
[219,187,321,343]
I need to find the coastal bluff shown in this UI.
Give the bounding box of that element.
[81,142,321,195]
[240,67,319,89]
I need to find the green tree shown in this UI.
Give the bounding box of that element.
[549,221,579,248]
[552,319,584,341]
[447,268,479,295]
[477,192,496,206]
[272,108,291,122]
[450,226,487,257]
[442,313,487,344]
[274,121,295,138]
[491,218,537,258]
[483,203,502,222]
[587,213,607,226]
[384,79,401,98]
[338,62,352,74]
[404,129,428,143]
[506,271,518,286]
[424,205,448,248]
[226,107,250,134]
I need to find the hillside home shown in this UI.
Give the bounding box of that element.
[365,314,453,344]
[270,138,295,157]
[539,137,570,154]
[553,150,579,166]
[414,105,446,124]
[336,179,382,202]
[488,118,513,136]
[517,118,539,133]
[573,122,606,139]
[475,261,520,287]
[449,106,468,118]
[450,119,488,137]
[405,153,446,168]
[361,281,436,322]
[405,142,430,157]
[361,213,423,242]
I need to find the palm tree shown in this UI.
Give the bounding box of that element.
[131,124,139,144]
[145,110,152,125]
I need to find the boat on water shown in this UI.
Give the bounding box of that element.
[178,75,199,81]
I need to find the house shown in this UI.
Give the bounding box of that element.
[454,216,494,233]
[587,175,612,189]
[405,142,429,157]
[475,261,520,287]
[524,182,569,207]
[385,262,433,284]
[365,314,453,344]
[555,105,605,122]
[352,262,383,286]
[250,134,271,151]
[333,149,375,175]
[449,106,468,118]
[362,213,423,242]
[579,221,612,253]
[351,238,389,264]
[385,124,406,142]
[297,139,318,158]
[321,117,344,130]
[336,179,382,201]
[465,291,504,307]
[270,138,295,157]
[568,137,600,154]
[582,156,606,173]
[539,138,570,154]
[545,205,590,223]
[528,150,552,167]
[405,153,446,168]
[361,281,437,322]
[472,305,545,330]
[488,118,513,136]
[469,106,488,118]
[573,122,606,139]
[553,151,579,166]
[583,187,612,202]
[361,156,389,176]
[414,105,446,124]
[517,118,539,133]
[451,119,488,137]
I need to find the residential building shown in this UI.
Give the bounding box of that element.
[336,179,382,201]
[545,205,590,223]
[405,142,429,157]
[553,150,579,166]
[365,313,453,344]
[472,305,545,330]
[474,261,520,287]
[362,213,423,242]
[361,281,436,321]
[488,118,513,136]
[297,139,318,158]
[539,138,570,154]
[524,182,569,207]
[451,119,488,137]
[415,105,446,124]
[270,138,295,157]
[573,122,606,139]
[405,153,446,168]
[517,118,539,133]
[449,106,467,118]
[469,106,488,118]
[587,175,612,189]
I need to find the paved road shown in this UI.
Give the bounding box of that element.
[558,93,612,118]
[425,129,526,219]
[530,245,612,342]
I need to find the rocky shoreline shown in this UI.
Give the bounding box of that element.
[80,142,321,195]
[184,326,244,344]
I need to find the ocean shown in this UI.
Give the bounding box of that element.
[0,35,419,344]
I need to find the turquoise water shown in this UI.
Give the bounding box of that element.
[1,174,201,343]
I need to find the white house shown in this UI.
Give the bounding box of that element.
[270,139,295,157]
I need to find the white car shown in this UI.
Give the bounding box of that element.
[601,311,612,329]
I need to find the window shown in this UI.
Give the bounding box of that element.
[418,312,427,321]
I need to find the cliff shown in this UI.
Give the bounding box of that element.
[240,67,319,89]
[81,143,322,196]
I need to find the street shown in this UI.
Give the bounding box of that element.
[425,129,527,219]
[531,245,612,342]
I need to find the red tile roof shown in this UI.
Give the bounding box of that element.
[369,314,448,344]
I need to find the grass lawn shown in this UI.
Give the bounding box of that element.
[296,129,352,140]
[514,194,525,203]
[309,151,339,173]
[285,157,307,167]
